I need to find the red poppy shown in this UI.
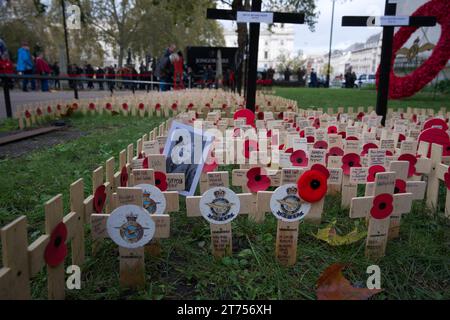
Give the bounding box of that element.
[205,103,211,108]
[257,111,264,120]
[187,103,194,110]
[122,103,129,111]
[307,136,315,143]
[72,103,78,110]
[342,153,362,176]
[277,112,284,120]
[246,167,271,192]
[255,105,260,112]
[338,131,347,139]
[120,166,128,187]
[138,152,144,159]
[202,155,218,173]
[361,143,378,156]
[418,128,450,158]
[154,171,168,191]
[138,103,145,110]
[244,140,259,159]
[314,141,328,150]
[386,150,393,156]
[222,103,228,110]
[155,103,161,111]
[89,103,96,110]
[285,148,294,154]
[171,103,178,110]
[328,126,338,134]
[266,129,272,138]
[93,185,106,213]
[105,103,112,110]
[142,157,149,169]
[328,147,344,157]
[299,130,305,138]
[297,170,327,203]
[25,110,31,118]
[370,193,394,220]
[398,154,417,177]
[394,179,407,194]
[398,133,406,143]
[412,114,418,123]
[290,150,309,167]
[346,136,359,141]
[47,106,52,113]
[367,165,386,182]
[44,222,68,267]
[279,144,285,151]
[234,109,255,126]
[36,107,43,116]
[311,163,330,179]
[357,112,365,121]
[313,118,320,129]
[423,118,448,131]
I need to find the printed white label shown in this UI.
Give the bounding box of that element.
[237,11,274,24]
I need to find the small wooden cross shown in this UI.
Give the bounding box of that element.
[426,143,450,216]
[350,172,413,259]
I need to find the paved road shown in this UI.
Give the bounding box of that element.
[0,89,147,119]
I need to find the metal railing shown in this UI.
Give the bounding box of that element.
[0,74,171,118]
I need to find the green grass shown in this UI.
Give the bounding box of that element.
[274,87,450,111]
[0,109,449,300]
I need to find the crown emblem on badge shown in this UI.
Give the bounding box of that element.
[126,213,138,222]
[287,187,297,195]
[214,189,226,198]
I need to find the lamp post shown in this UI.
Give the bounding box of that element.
[326,0,336,88]
[60,0,71,68]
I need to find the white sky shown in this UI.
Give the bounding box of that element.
[220,0,388,55]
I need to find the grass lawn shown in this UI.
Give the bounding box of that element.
[274,87,450,111]
[0,100,449,300]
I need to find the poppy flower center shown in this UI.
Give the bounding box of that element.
[394,187,400,194]
[54,236,62,248]
[255,175,261,182]
[296,158,303,164]
[348,161,354,167]
[310,179,321,190]
[156,179,161,185]
[379,202,387,210]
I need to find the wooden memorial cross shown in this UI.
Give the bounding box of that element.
[90,187,170,288]
[425,143,450,216]
[342,0,436,125]
[207,1,305,112]
[350,172,413,259]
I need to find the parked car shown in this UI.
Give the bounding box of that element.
[357,74,376,87]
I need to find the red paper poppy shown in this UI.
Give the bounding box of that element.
[342,153,362,176]
[222,103,228,110]
[257,111,264,120]
[285,148,294,154]
[297,170,327,203]
[171,103,178,110]
[72,103,78,110]
[361,143,378,156]
[442,167,450,190]
[328,147,345,157]
[205,103,211,108]
[367,165,386,182]
[311,163,330,179]
[89,103,96,110]
[44,222,68,267]
[142,157,149,169]
[155,103,161,111]
[299,130,305,138]
[290,150,309,167]
[357,112,365,121]
[202,155,218,173]
[386,150,393,156]
[266,129,272,138]
[36,107,43,116]
[277,112,284,120]
[122,103,129,111]
[314,141,328,150]
[398,154,417,177]
[370,193,394,220]
[138,103,145,110]
[412,114,418,124]
[307,136,315,143]
[338,131,347,139]
[154,171,168,191]
[418,127,450,157]
[279,144,285,151]
[93,185,106,213]
[394,179,407,194]
[398,134,406,143]
[25,110,31,118]
[423,118,448,131]
[234,109,255,126]
[138,152,144,159]
[255,105,260,112]
[328,126,338,134]
[346,136,359,141]
[187,103,194,110]
[120,166,128,187]
[105,103,112,110]
[47,106,52,113]
[246,167,271,192]
[313,118,320,129]
[244,140,259,159]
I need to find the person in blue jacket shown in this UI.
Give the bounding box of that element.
[16,41,35,91]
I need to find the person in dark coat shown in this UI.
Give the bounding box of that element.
[85,64,95,89]
[155,44,176,92]
[96,66,105,90]
[310,68,318,88]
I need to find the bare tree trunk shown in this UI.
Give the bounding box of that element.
[118,46,124,68]
[232,0,248,96]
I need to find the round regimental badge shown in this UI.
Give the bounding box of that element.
[107,205,155,249]
[270,184,311,222]
[199,187,240,224]
[135,184,166,215]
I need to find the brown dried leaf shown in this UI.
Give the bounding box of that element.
[316,263,382,300]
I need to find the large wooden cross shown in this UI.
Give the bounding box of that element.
[207,0,305,112]
[342,0,436,126]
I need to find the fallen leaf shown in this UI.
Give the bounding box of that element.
[316,263,382,300]
[313,220,366,246]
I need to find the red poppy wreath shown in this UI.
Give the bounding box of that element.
[297,169,328,203]
[376,0,450,99]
